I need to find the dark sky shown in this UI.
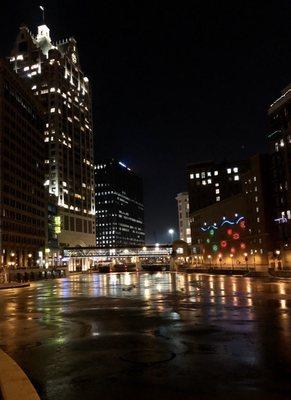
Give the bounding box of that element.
[1,1,291,243]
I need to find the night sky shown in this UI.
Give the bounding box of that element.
[1,1,291,243]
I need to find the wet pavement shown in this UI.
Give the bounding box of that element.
[0,272,291,400]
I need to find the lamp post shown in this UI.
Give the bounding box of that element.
[253,250,257,270]
[168,229,174,243]
[207,254,212,267]
[230,254,234,270]
[275,249,281,270]
[218,254,222,268]
[244,252,248,270]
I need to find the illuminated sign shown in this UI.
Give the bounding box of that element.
[274,217,287,224]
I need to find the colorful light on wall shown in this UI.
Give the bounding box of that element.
[221,240,227,248]
[227,228,233,236]
[212,244,218,252]
[233,233,240,240]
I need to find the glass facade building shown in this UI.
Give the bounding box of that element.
[95,159,145,247]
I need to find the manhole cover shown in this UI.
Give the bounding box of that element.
[121,349,176,366]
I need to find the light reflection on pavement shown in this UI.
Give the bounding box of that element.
[1,272,291,399]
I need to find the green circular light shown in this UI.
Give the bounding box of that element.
[209,229,215,236]
[206,238,210,243]
[212,244,218,252]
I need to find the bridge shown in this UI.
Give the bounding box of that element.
[63,244,174,272]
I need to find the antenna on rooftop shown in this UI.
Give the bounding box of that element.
[39,5,45,23]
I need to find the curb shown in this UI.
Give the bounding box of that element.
[0,349,40,400]
[0,283,30,290]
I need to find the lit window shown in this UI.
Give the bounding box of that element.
[190,173,194,179]
[255,196,258,202]
[216,196,220,202]
[215,189,220,194]
[201,172,205,178]
[50,107,55,113]
[257,217,260,223]
[227,168,231,174]
[215,183,219,187]
[202,180,206,185]
[207,172,211,177]
[214,171,218,176]
[253,176,257,182]
[195,173,200,178]
[233,167,238,173]
[207,179,212,184]
[234,175,239,181]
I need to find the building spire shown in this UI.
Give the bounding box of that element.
[39,5,45,23]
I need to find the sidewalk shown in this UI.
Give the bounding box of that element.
[0,349,40,400]
[0,283,30,290]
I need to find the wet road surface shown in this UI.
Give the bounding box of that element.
[1,272,291,399]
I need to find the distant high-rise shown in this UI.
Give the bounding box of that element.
[9,23,95,247]
[175,192,191,244]
[95,159,145,247]
[0,60,46,268]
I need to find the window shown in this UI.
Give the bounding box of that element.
[195,173,200,178]
[215,189,220,194]
[207,172,211,177]
[190,173,194,179]
[216,196,220,201]
[207,179,212,184]
[227,168,231,174]
[234,175,239,181]
[214,171,218,176]
[233,167,238,173]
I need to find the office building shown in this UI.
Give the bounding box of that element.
[9,22,95,247]
[95,159,145,247]
[175,192,191,243]
[189,154,275,267]
[268,85,291,267]
[0,60,46,268]
[187,160,247,214]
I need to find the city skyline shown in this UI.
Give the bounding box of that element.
[1,2,291,243]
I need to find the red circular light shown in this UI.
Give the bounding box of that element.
[233,233,240,240]
[231,247,236,253]
[221,240,227,248]
[240,242,246,249]
[227,229,233,236]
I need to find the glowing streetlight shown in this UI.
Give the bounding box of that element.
[168,228,174,243]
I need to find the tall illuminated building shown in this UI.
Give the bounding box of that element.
[95,159,145,247]
[9,22,95,246]
[175,192,191,244]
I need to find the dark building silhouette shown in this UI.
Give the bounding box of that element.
[95,159,145,247]
[0,60,46,268]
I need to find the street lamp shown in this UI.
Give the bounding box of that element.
[207,254,212,267]
[168,229,174,243]
[244,252,248,269]
[218,253,222,268]
[230,254,234,270]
